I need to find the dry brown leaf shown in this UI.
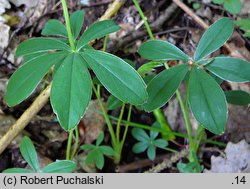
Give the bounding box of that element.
[205,140,250,173]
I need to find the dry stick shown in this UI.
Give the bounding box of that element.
[0,84,52,154]
[144,149,189,173]
[172,0,245,59]
[0,0,126,155]
[100,0,126,21]
[116,153,172,173]
[114,3,178,51]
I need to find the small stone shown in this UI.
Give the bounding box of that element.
[0,23,10,49]
[9,0,39,8]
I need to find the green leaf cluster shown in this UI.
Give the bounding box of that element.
[138,18,250,135]
[81,132,115,169]
[5,10,147,131]
[3,137,76,173]
[132,125,168,160]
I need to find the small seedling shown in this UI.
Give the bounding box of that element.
[138,17,250,135]
[5,10,147,131]
[81,132,115,169]
[132,125,168,160]
[3,137,76,173]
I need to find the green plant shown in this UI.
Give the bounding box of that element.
[81,132,115,169]
[177,152,203,173]
[235,19,250,38]
[3,137,76,173]
[5,9,147,132]
[132,0,175,141]
[225,90,250,105]
[212,0,241,14]
[138,17,250,135]
[132,127,168,160]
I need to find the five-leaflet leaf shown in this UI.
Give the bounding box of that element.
[5,10,147,132]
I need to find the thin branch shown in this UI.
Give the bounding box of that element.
[0,84,52,154]
[145,149,189,173]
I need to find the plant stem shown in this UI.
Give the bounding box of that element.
[153,110,174,140]
[132,0,154,40]
[160,147,178,153]
[103,35,109,51]
[89,107,227,147]
[133,0,175,141]
[116,103,126,143]
[61,0,76,50]
[66,130,73,160]
[176,86,196,161]
[70,127,79,159]
[92,84,117,147]
[176,91,193,146]
[164,63,194,160]
[120,105,132,148]
[93,84,121,163]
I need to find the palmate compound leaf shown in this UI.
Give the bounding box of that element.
[138,40,190,62]
[70,10,85,39]
[188,67,228,135]
[20,137,40,171]
[194,18,234,61]
[205,57,250,82]
[51,53,92,131]
[77,20,120,50]
[16,38,71,57]
[41,19,68,37]
[132,128,168,161]
[41,160,76,173]
[81,50,148,105]
[143,64,190,112]
[5,52,67,107]
[81,143,114,170]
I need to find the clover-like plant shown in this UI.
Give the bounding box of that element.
[132,126,168,160]
[5,9,147,131]
[3,137,76,173]
[138,17,250,135]
[81,132,115,169]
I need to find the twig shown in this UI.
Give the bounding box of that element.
[113,2,178,51]
[144,149,189,173]
[0,0,126,155]
[0,84,52,154]
[100,0,126,21]
[154,27,191,36]
[81,0,113,8]
[172,0,245,59]
[116,153,172,173]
